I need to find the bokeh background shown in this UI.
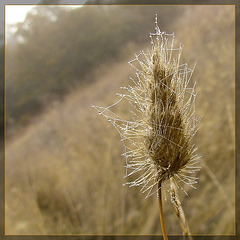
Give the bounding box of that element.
[5,3,235,236]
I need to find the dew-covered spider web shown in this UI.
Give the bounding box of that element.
[93,15,201,200]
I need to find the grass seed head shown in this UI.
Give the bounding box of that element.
[93,16,201,198]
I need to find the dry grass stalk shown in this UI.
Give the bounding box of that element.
[93,15,201,238]
[169,178,193,240]
[158,181,167,240]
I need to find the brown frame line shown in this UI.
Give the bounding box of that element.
[1,1,239,239]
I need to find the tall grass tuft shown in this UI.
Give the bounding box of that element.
[93,15,201,239]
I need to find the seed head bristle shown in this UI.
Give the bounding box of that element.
[93,18,201,199]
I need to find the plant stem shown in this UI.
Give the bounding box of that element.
[158,181,168,240]
[170,179,193,240]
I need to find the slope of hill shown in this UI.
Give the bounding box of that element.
[6,5,235,235]
[6,5,181,137]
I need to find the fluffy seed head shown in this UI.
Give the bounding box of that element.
[93,16,201,198]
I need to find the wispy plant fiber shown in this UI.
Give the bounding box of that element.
[93,16,201,200]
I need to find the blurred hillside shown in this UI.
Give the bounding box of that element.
[5,5,181,137]
[5,5,235,236]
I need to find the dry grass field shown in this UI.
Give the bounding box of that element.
[5,5,235,236]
